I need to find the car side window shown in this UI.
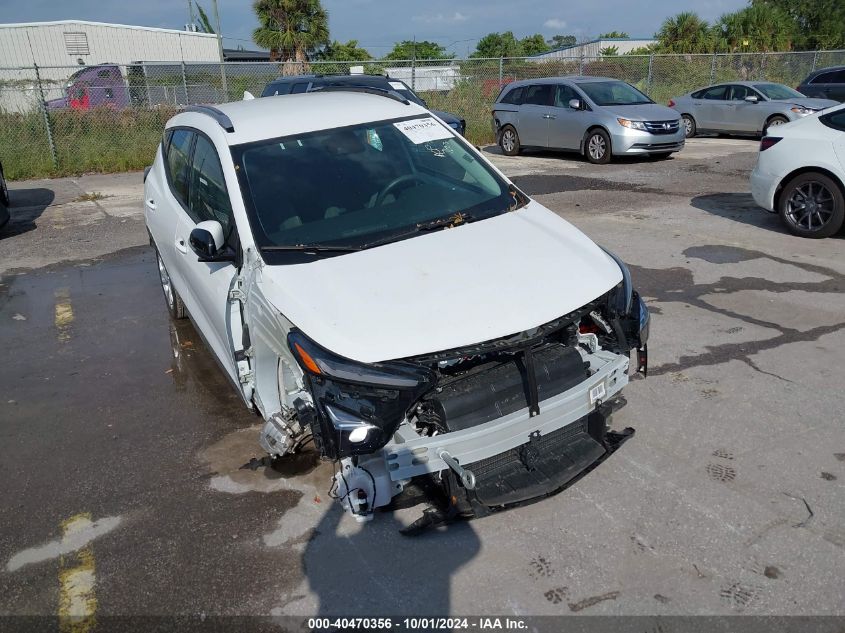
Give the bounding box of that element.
[811,71,837,84]
[729,85,753,101]
[523,84,551,106]
[821,110,845,131]
[554,84,579,108]
[290,82,310,94]
[166,129,194,207]
[501,86,524,105]
[701,85,728,100]
[832,70,845,83]
[188,135,234,239]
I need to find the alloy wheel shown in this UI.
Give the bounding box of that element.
[785,181,835,232]
[683,117,693,136]
[501,129,515,153]
[588,134,606,161]
[157,252,174,309]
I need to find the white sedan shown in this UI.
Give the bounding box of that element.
[144,90,649,526]
[751,103,845,238]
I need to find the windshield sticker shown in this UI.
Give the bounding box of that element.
[389,81,405,90]
[366,129,383,151]
[393,117,453,144]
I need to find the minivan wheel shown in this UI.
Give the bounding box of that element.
[499,125,521,156]
[682,114,696,138]
[778,172,845,239]
[157,250,188,319]
[585,129,611,164]
[764,115,788,134]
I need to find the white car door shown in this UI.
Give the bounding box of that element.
[169,132,241,386]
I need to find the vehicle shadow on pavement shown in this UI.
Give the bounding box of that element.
[303,502,481,616]
[691,192,801,235]
[0,188,55,238]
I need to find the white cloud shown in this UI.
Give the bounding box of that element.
[413,12,469,23]
[543,18,567,29]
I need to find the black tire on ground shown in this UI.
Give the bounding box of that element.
[682,114,697,138]
[0,163,9,208]
[498,125,521,156]
[156,249,188,319]
[584,128,612,164]
[764,115,789,135]
[778,172,845,239]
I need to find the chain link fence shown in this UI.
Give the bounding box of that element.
[2,49,844,180]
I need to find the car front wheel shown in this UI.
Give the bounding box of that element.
[764,115,788,134]
[157,250,188,319]
[499,125,521,156]
[585,129,611,164]
[682,114,696,138]
[779,172,845,238]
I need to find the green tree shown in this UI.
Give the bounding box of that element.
[547,34,577,49]
[751,0,845,49]
[599,45,620,56]
[316,39,372,61]
[599,31,629,39]
[520,33,551,56]
[252,0,330,63]
[626,44,656,55]
[384,40,452,61]
[654,12,714,53]
[471,31,523,58]
[714,4,796,52]
[195,2,215,34]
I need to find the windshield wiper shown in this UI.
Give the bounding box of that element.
[361,212,476,249]
[261,244,362,253]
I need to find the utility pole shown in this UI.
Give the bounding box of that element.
[187,0,195,30]
[211,0,228,99]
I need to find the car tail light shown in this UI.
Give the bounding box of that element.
[760,137,782,151]
[667,99,676,107]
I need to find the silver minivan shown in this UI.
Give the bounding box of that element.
[492,76,684,164]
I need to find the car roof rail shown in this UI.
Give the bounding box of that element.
[310,84,410,105]
[184,104,235,133]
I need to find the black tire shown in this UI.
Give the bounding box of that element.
[0,163,9,208]
[681,114,697,138]
[156,249,188,319]
[498,125,521,156]
[584,128,611,164]
[764,115,788,135]
[778,172,845,239]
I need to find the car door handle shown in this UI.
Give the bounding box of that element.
[542,114,556,119]
[145,198,156,210]
[175,237,188,254]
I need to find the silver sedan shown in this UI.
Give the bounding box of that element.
[669,82,838,137]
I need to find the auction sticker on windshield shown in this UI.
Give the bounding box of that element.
[394,117,453,144]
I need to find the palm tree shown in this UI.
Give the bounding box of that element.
[252,0,329,70]
[714,5,795,53]
[655,12,714,53]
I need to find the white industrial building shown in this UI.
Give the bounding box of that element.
[531,37,656,60]
[0,20,221,112]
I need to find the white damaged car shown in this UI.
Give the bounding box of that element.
[143,87,649,530]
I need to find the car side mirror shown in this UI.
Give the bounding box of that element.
[190,220,235,263]
[745,95,759,103]
[569,98,583,110]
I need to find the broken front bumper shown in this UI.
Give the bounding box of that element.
[386,348,628,480]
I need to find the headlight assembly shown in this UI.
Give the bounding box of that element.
[617,118,647,131]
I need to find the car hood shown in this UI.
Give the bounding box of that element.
[431,109,462,126]
[601,103,680,121]
[773,97,839,110]
[258,201,623,363]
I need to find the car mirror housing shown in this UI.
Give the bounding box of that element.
[569,98,583,110]
[190,220,234,262]
[745,95,759,103]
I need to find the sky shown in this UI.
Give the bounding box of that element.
[1,0,749,55]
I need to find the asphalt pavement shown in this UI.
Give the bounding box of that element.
[1,138,844,622]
